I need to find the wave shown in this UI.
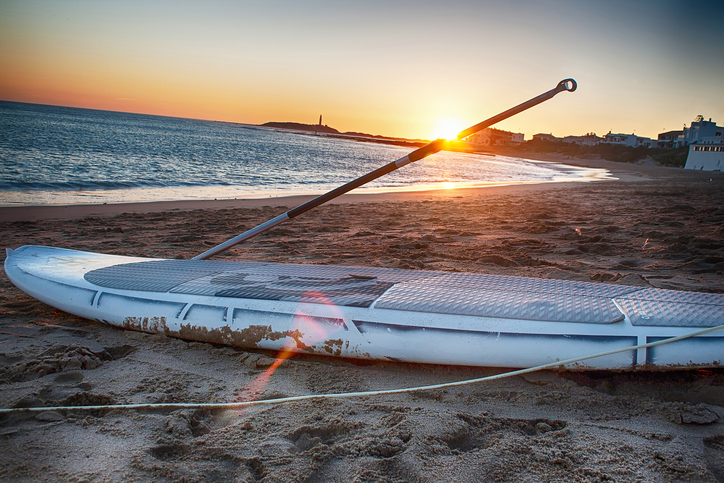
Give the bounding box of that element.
[0,179,237,192]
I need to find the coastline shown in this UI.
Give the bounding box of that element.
[1,155,723,481]
[0,154,672,223]
[0,180,593,222]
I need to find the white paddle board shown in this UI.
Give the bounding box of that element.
[5,245,723,370]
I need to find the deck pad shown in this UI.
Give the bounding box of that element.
[405,272,639,298]
[615,297,724,327]
[84,259,629,323]
[81,258,724,326]
[374,283,624,323]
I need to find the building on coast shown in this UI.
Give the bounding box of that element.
[530,116,720,153]
[684,116,722,145]
[561,133,603,146]
[682,116,723,170]
[532,133,558,143]
[466,127,524,146]
[531,133,603,146]
[602,132,655,148]
[657,130,685,148]
[603,133,636,146]
[684,142,723,171]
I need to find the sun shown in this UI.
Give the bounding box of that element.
[432,117,467,141]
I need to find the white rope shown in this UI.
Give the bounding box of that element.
[2,324,722,415]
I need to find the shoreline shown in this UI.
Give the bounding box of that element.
[0,180,594,222]
[0,155,685,223]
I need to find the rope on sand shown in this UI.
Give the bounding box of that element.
[1,324,722,415]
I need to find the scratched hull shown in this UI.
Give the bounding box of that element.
[5,245,724,370]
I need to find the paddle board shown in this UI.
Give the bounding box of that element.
[5,245,723,370]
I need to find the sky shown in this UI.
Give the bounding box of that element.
[1,0,722,141]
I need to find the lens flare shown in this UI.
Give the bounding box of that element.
[235,290,346,403]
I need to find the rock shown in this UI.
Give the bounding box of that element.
[671,405,720,425]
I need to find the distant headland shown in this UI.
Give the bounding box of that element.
[261,122,340,135]
[259,122,426,148]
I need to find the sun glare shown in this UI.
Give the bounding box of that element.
[432,118,467,141]
[442,182,456,190]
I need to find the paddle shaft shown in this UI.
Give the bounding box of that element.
[193,79,577,260]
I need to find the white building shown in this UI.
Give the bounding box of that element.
[603,133,637,146]
[684,116,722,145]
[561,133,603,146]
[531,133,602,146]
[657,130,685,148]
[466,128,524,146]
[684,142,724,171]
[511,132,525,144]
[636,137,655,148]
[532,133,558,142]
[603,132,654,148]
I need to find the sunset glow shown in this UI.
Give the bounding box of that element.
[0,1,722,140]
[432,118,468,141]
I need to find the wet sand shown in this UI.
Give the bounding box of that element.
[1,158,723,481]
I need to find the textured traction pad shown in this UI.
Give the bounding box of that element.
[84,260,724,326]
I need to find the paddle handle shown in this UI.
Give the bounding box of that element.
[193,78,576,260]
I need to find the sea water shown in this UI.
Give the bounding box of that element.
[0,101,609,207]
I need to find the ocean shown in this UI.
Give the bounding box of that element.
[0,101,609,207]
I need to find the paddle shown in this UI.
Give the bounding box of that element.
[193,78,577,260]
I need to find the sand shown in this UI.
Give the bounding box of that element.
[1,157,723,482]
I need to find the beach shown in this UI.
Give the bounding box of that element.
[1,157,723,482]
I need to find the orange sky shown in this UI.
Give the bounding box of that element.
[1,0,722,140]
